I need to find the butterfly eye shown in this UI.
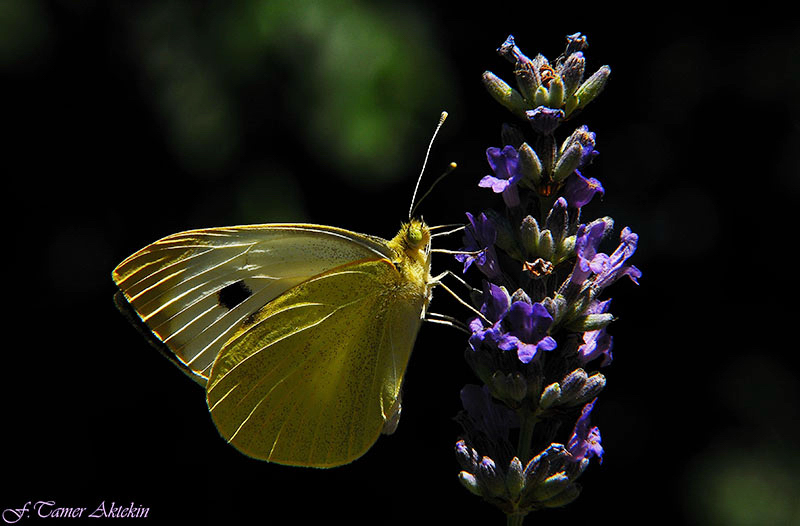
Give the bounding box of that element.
[407,225,423,246]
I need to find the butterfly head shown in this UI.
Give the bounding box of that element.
[388,219,431,272]
[406,219,430,249]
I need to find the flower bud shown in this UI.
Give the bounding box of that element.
[514,63,538,102]
[564,93,579,117]
[544,197,569,245]
[522,452,548,488]
[560,125,596,165]
[548,74,564,108]
[533,86,549,107]
[506,457,525,499]
[539,382,561,409]
[510,287,531,305]
[483,70,528,119]
[561,52,585,97]
[478,456,507,497]
[531,473,570,501]
[568,313,615,332]
[543,294,568,325]
[556,234,576,262]
[458,471,483,496]
[517,142,542,188]
[538,229,554,260]
[562,293,591,324]
[559,368,588,403]
[576,373,606,403]
[455,439,479,471]
[520,215,541,259]
[523,444,567,488]
[552,143,583,183]
[574,65,610,110]
[539,483,581,508]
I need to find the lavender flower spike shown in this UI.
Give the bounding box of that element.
[455,33,639,520]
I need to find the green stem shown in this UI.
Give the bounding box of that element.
[516,409,538,465]
[504,410,538,526]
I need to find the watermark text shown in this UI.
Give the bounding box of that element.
[2,501,149,523]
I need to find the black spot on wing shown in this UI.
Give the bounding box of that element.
[217,280,252,310]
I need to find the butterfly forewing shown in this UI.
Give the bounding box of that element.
[206,257,427,467]
[112,225,393,382]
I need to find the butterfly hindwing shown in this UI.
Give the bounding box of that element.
[205,257,427,467]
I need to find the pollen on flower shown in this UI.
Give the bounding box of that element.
[538,182,557,197]
[539,63,557,87]
[523,258,554,278]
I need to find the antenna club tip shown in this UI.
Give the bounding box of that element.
[440,111,448,123]
[449,162,457,169]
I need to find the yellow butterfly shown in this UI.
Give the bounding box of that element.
[112,114,457,468]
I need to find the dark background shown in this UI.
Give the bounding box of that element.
[3,2,799,524]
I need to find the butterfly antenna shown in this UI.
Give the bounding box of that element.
[410,162,457,219]
[409,111,448,220]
